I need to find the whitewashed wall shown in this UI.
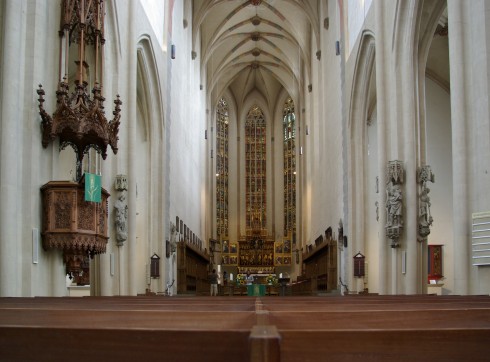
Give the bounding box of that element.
[425,77,453,294]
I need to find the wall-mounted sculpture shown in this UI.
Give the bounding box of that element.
[114,175,128,246]
[417,166,435,241]
[338,219,344,250]
[385,160,404,247]
[168,222,178,257]
[114,192,128,245]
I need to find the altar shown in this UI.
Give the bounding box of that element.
[247,284,266,296]
[219,226,293,297]
[233,272,278,296]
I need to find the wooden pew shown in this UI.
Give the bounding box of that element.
[262,295,490,362]
[1,295,490,361]
[0,296,257,362]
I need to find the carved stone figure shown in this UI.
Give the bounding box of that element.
[418,186,433,239]
[417,165,435,241]
[386,183,403,228]
[114,192,128,245]
[385,161,405,247]
[169,222,177,254]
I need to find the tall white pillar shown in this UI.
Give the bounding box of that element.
[374,0,388,294]
[0,0,26,297]
[447,0,469,295]
[399,37,418,296]
[127,0,138,296]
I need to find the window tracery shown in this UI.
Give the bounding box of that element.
[216,97,229,238]
[245,106,266,231]
[283,98,296,240]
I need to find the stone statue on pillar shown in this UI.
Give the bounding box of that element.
[385,161,404,247]
[114,175,128,246]
[417,166,435,241]
[386,183,403,228]
[114,192,128,245]
[169,222,178,255]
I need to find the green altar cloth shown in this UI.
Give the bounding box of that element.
[247,284,266,296]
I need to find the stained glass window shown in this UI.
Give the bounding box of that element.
[216,97,229,238]
[283,97,296,239]
[245,106,266,230]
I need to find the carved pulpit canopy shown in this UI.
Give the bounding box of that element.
[37,0,121,179]
[37,81,121,165]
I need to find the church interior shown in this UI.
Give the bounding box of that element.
[1,0,490,360]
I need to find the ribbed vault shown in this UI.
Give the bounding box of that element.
[193,0,320,108]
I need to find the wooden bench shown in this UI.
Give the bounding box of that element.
[262,295,490,361]
[1,295,490,361]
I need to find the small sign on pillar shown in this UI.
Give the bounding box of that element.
[150,253,160,278]
[353,252,365,277]
[84,173,101,202]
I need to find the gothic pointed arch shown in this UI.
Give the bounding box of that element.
[133,36,166,292]
[347,30,376,292]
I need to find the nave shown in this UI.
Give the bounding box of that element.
[1,294,490,361]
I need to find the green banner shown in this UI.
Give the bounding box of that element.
[85,173,101,202]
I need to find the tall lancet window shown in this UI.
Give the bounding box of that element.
[216,98,229,238]
[245,106,266,231]
[283,97,296,239]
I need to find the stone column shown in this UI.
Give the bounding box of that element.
[399,31,418,296]
[208,107,215,248]
[374,0,388,294]
[447,0,469,294]
[0,0,26,296]
[127,0,137,295]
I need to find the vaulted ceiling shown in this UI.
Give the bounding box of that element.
[193,0,320,111]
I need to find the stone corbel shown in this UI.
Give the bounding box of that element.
[115,174,128,191]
